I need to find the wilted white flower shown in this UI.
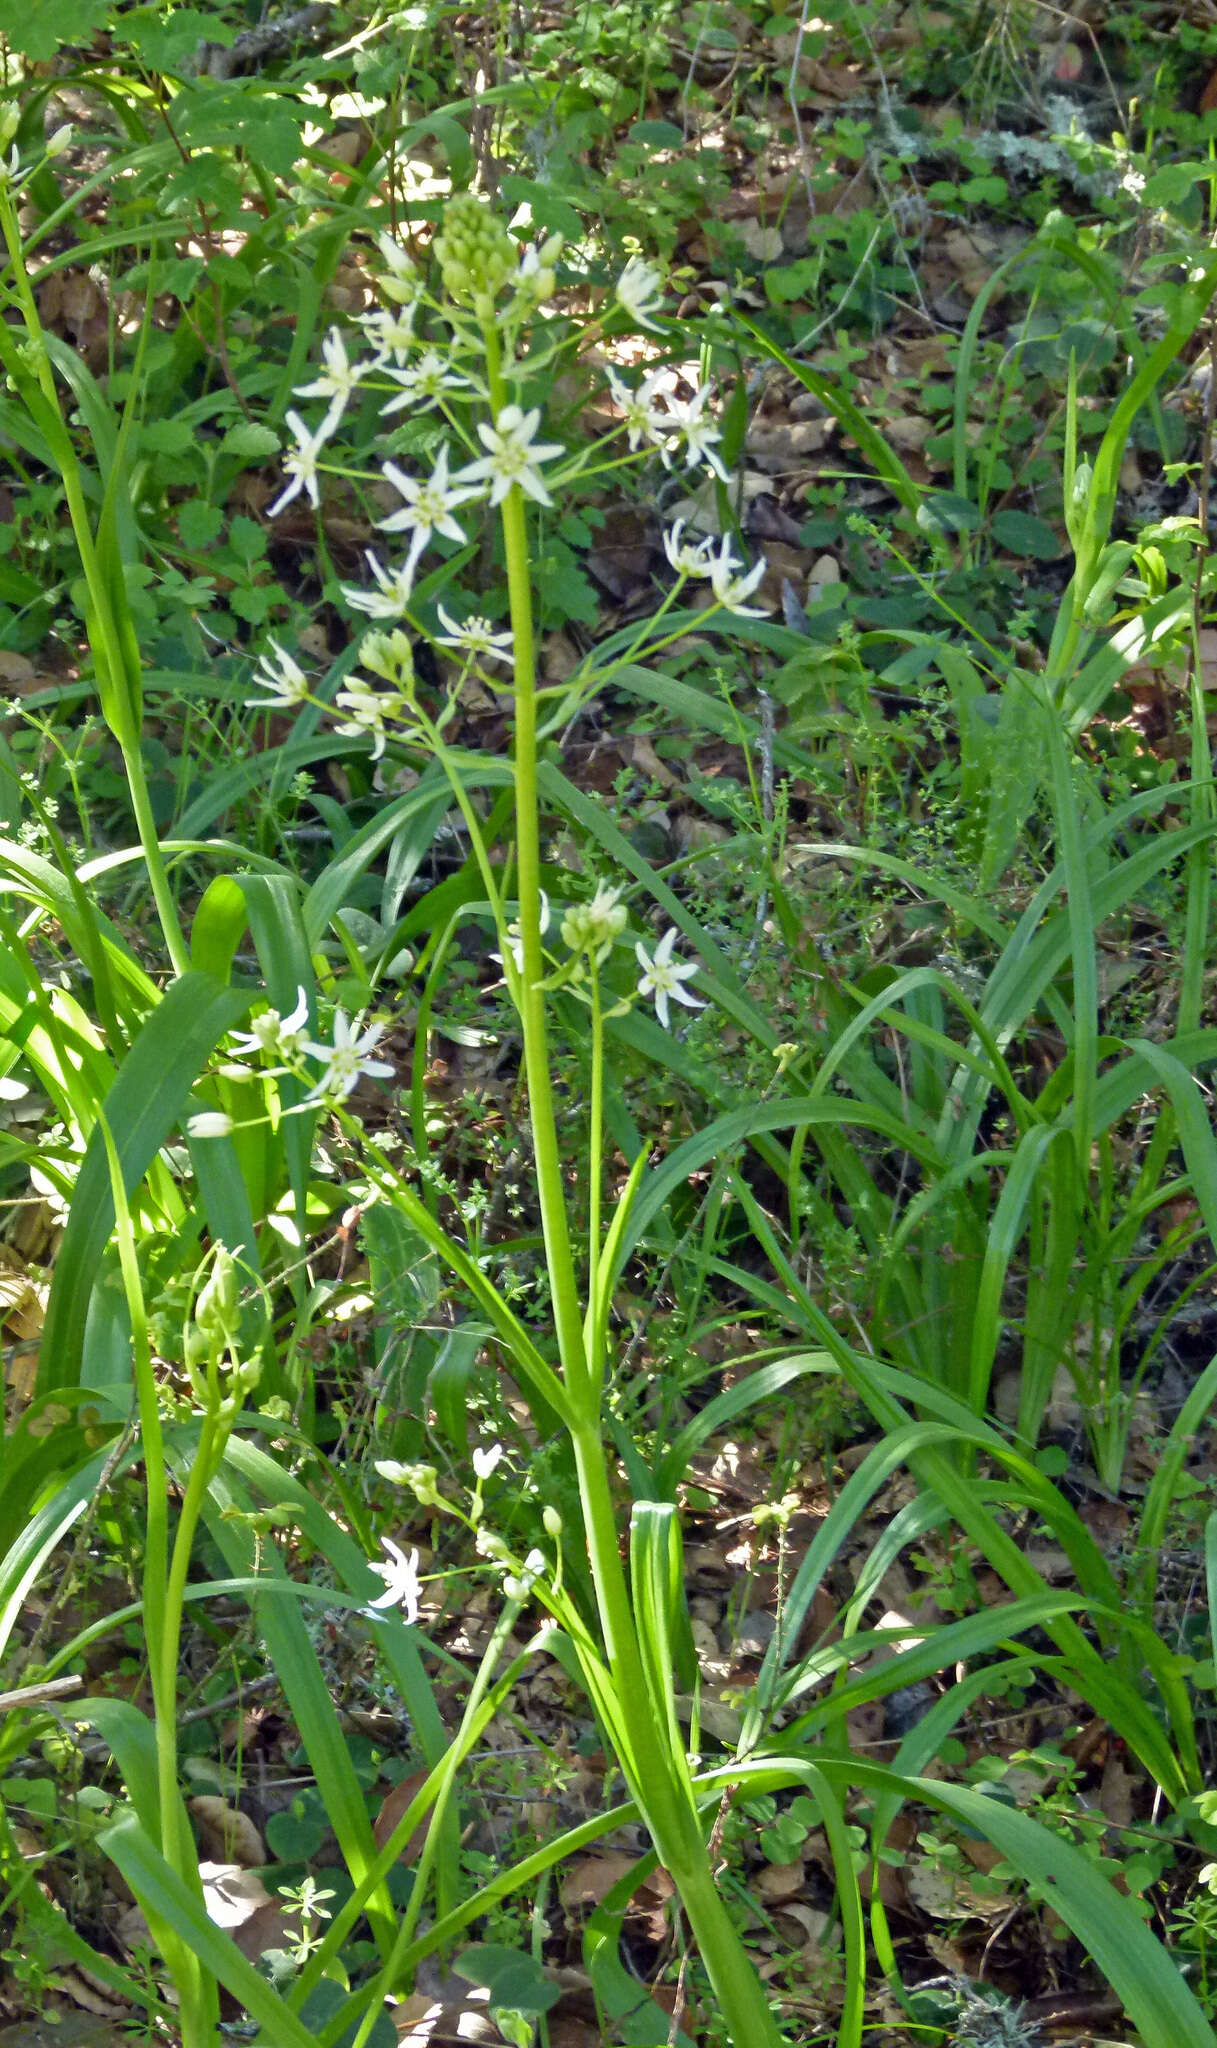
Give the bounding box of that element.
[382,350,471,414]
[472,1443,504,1480]
[229,987,311,1062]
[434,605,514,665]
[374,233,426,312]
[663,385,728,480]
[342,549,417,619]
[635,928,706,1029]
[605,367,669,453]
[456,405,565,507]
[706,538,768,615]
[662,519,715,578]
[379,445,480,569]
[266,408,332,518]
[504,1547,548,1601]
[303,1010,395,1100]
[295,326,366,432]
[615,255,665,330]
[366,1537,421,1621]
[248,639,311,709]
[334,679,392,759]
[187,1110,234,1140]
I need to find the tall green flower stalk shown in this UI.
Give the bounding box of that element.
[473,334,788,2047]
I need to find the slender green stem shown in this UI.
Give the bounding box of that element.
[589,969,604,1271]
[99,1120,216,2046]
[0,191,189,977]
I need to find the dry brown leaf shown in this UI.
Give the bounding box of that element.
[558,1849,639,1909]
[373,1770,432,1863]
[1099,1749,1135,1829]
[755,1858,806,1902]
[189,1795,266,1867]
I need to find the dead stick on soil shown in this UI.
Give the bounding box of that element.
[0,1674,83,1713]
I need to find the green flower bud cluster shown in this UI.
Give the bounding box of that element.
[375,1457,445,1509]
[561,885,627,965]
[359,628,415,691]
[433,192,516,307]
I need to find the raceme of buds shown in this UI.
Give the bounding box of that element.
[432,192,516,306]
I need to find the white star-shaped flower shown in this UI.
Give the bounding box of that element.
[229,987,311,1062]
[605,367,669,453]
[663,386,729,480]
[334,680,392,760]
[706,538,769,616]
[635,929,706,1029]
[662,520,715,578]
[472,1444,504,1480]
[266,409,333,517]
[379,445,480,569]
[382,350,471,415]
[366,1537,421,1622]
[455,405,565,507]
[303,1010,395,1101]
[295,327,366,433]
[434,605,514,665]
[342,549,417,619]
[358,305,419,367]
[614,255,665,330]
[248,639,312,708]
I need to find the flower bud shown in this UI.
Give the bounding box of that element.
[433,192,516,306]
[359,628,415,689]
[187,1111,234,1140]
[195,1244,241,1347]
[46,126,72,158]
[542,1505,562,1538]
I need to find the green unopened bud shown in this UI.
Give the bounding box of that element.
[433,192,515,306]
[0,105,18,150]
[542,1505,562,1538]
[46,126,72,158]
[1068,459,1093,517]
